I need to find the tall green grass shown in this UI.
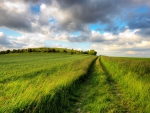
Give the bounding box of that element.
[73,58,125,112]
[100,56,150,112]
[66,58,129,113]
[0,53,96,112]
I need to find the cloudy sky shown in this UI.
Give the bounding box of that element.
[0,0,150,57]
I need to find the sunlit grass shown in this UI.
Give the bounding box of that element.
[101,56,150,112]
[0,53,96,112]
[67,58,126,113]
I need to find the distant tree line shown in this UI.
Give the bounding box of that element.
[0,48,97,55]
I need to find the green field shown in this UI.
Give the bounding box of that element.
[100,56,150,112]
[0,53,96,112]
[0,53,150,113]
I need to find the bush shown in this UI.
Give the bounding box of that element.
[28,48,32,52]
[88,50,97,55]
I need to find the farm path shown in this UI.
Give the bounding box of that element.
[100,58,130,113]
[66,58,129,113]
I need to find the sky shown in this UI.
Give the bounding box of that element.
[0,0,150,57]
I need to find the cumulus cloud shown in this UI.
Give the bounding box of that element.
[0,0,149,34]
[0,1,50,33]
[0,1,33,32]
[0,0,150,56]
[90,31,119,43]
[0,32,10,45]
[0,0,150,33]
[0,31,50,51]
[90,29,150,56]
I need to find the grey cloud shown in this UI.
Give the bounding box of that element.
[89,34,105,42]
[38,16,49,26]
[0,32,27,49]
[8,42,27,49]
[0,7,33,32]
[104,25,121,35]
[57,0,120,24]
[0,0,144,34]
[66,30,119,43]
[132,47,150,52]
[68,36,88,42]
[1,0,150,44]
[126,10,150,36]
[0,33,10,45]
[49,0,124,33]
[67,32,90,42]
[128,17,150,29]
[59,22,89,32]
[23,0,41,4]
[53,0,136,33]
[91,38,119,44]
[125,5,150,29]
[56,0,85,8]
[136,28,150,37]
[119,47,150,52]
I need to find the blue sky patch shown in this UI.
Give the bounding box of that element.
[135,5,149,13]
[0,27,22,37]
[49,17,55,23]
[72,32,81,36]
[89,23,106,34]
[114,19,126,28]
[30,4,40,14]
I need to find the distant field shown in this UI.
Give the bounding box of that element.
[0,53,96,112]
[115,56,150,61]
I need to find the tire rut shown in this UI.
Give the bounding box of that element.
[65,58,130,113]
[100,58,130,113]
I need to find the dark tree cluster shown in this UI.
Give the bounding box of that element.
[0,48,97,55]
[0,49,24,54]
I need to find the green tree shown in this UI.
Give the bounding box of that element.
[28,48,32,52]
[88,50,97,55]
[6,50,10,54]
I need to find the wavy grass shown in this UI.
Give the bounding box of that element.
[0,53,96,112]
[101,56,150,112]
[64,58,129,113]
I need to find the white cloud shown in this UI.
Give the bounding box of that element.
[135,40,150,47]
[54,33,69,42]
[90,29,150,57]
[125,51,136,55]
[0,32,10,45]
[90,31,118,42]
[0,0,150,57]
[3,1,28,13]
